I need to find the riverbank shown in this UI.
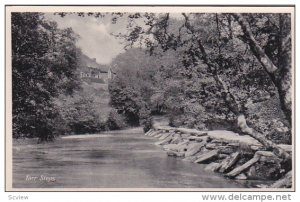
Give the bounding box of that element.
[145,124,292,189]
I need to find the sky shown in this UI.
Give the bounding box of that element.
[44,13,184,65]
[44,13,126,65]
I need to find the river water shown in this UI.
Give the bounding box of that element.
[13,127,258,189]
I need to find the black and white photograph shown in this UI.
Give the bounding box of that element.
[5,6,295,191]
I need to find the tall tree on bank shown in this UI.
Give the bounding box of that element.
[108,12,292,158]
[231,13,292,125]
[12,13,80,141]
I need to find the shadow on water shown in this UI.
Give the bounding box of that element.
[12,128,266,188]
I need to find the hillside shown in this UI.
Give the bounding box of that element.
[78,54,111,120]
[80,81,111,122]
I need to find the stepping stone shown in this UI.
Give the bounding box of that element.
[188,136,208,142]
[144,129,153,136]
[219,152,240,173]
[155,136,173,146]
[235,173,247,180]
[194,150,219,164]
[226,155,260,178]
[185,142,206,157]
[167,151,185,158]
[159,133,171,140]
[205,162,222,172]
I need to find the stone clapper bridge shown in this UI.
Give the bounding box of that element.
[144,123,292,188]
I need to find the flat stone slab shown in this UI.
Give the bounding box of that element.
[226,155,260,178]
[194,150,219,164]
[205,162,222,172]
[170,133,183,144]
[167,151,185,158]
[148,130,160,137]
[163,143,188,152]
[235,173,247,180]
[159,133,172,140]
[155,136,173,145]
[185,142,206,157]
[206,130,262,146]
[175,128,208,136]
[153,126,175,131]
[278,144,292,153]
[219,152,240,173]
[183,155,199,162]
[145,129,154,136]
[154,132,164,138]
[188,136,208,142]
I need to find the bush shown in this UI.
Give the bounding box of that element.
[56,94,105,134]
[248,116,291,144]
[106,109,127,130]
[139,107,152,132]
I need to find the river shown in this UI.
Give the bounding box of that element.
[13,127,261,189]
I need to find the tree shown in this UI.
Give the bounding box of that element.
[12,13,80,141]
[231,13,291,125]
[109,12,292,158]
[109,77,149,126]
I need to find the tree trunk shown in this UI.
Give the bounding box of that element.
[276,14,292,125]
[237,115,290,160]
[231,13,292,125]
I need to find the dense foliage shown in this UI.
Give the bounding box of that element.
[54,93,106,134]
[108,49,153,130]
[106,13,292,143]
[12,13,81,141]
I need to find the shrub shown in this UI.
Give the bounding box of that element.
[139,107,152,132]
[106,109,127,130]
[56,94,105,134]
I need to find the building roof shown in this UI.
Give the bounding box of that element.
[79,53,109,73]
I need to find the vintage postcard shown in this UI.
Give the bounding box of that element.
[5,5,295,191]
